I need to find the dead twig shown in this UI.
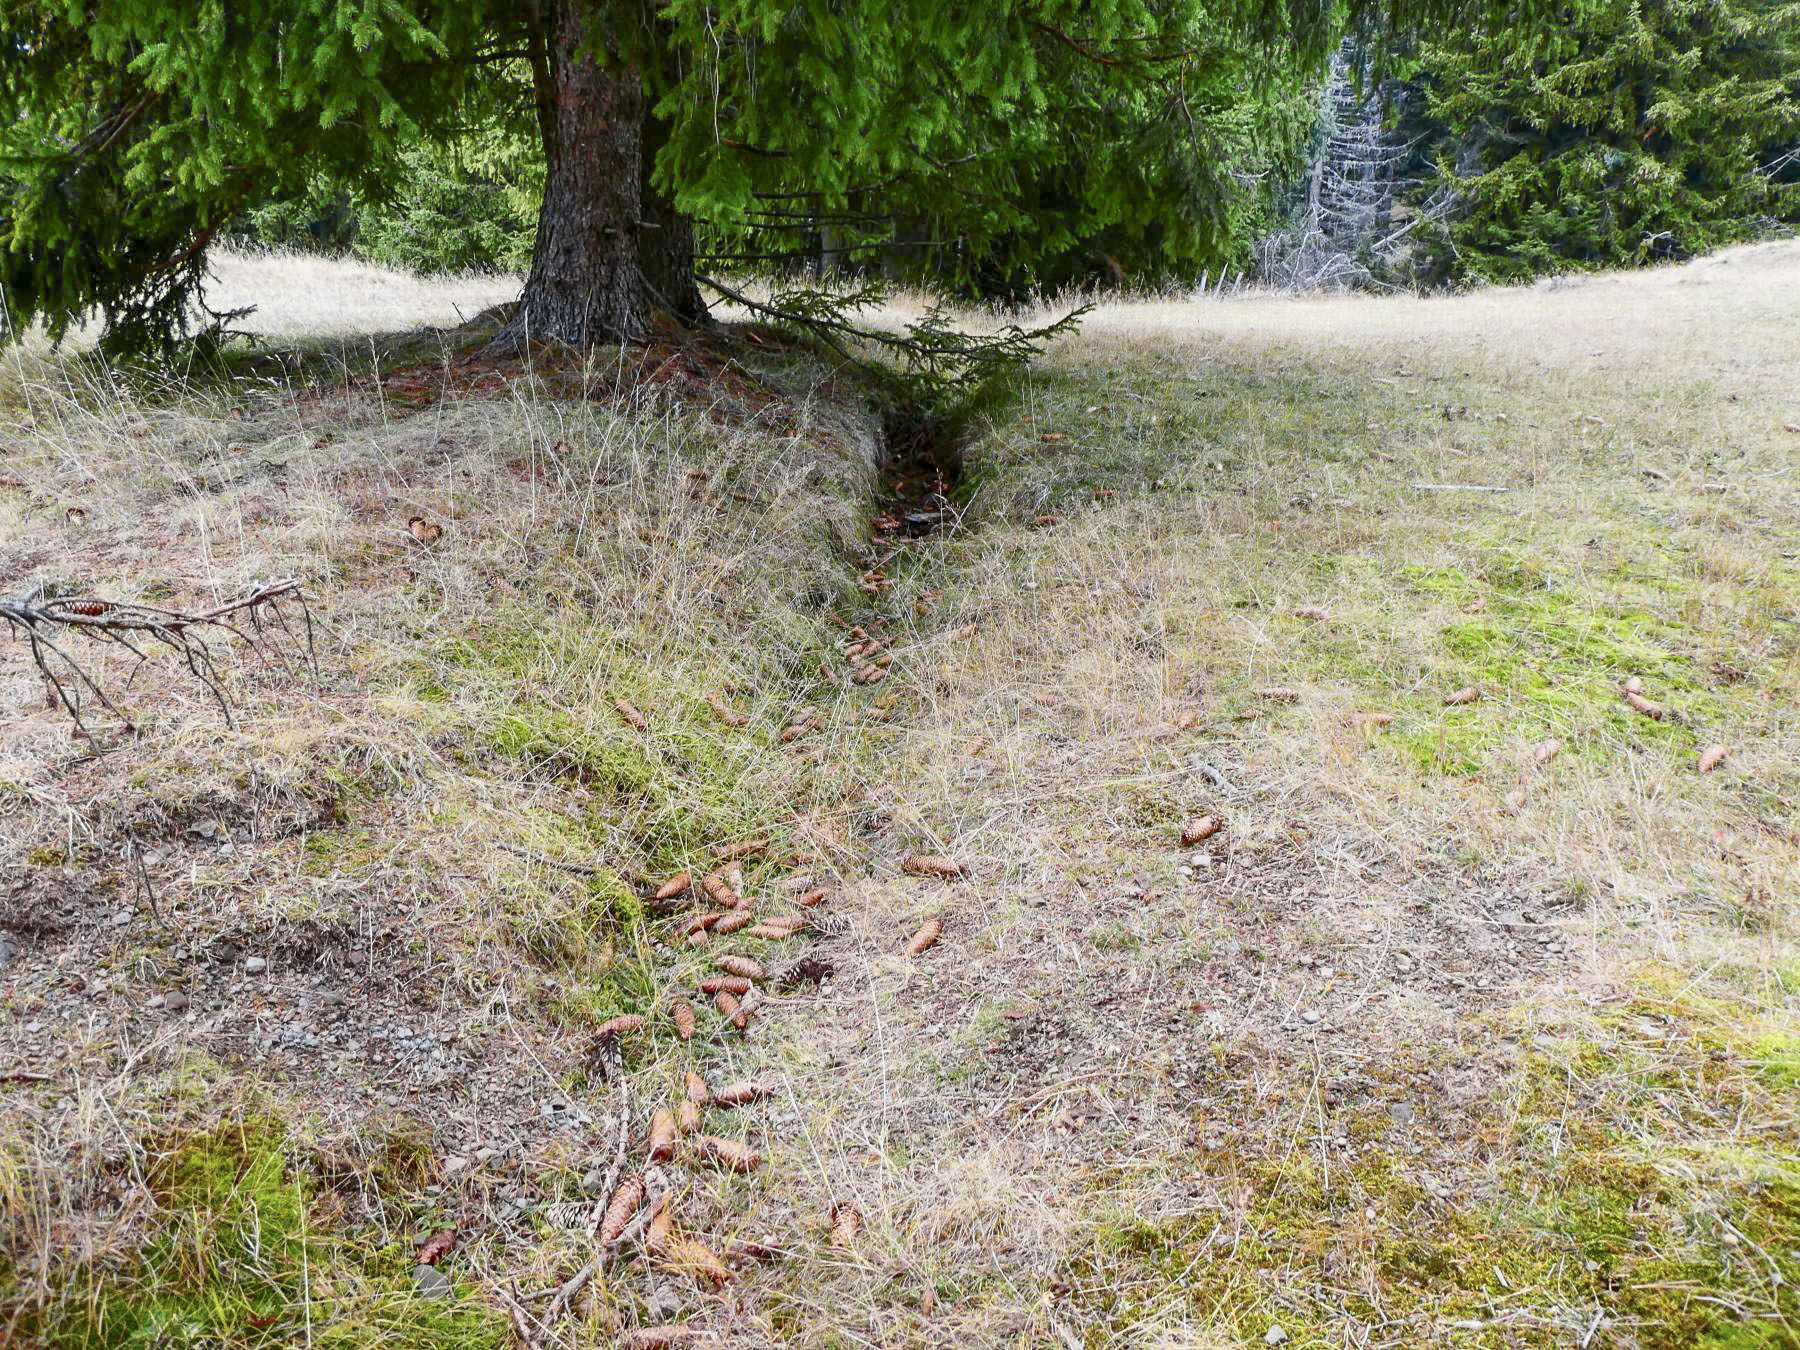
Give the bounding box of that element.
[0,579,314,736]
[496,841,602,876]
[539,1042,634,1334]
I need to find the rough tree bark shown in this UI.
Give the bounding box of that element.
[638,105,707,324]
[502,0,703,346]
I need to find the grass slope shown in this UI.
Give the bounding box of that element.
[3,240,1798,1347]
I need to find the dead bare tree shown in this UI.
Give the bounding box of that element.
[1,579,314,737]
[1255,40,1441,292]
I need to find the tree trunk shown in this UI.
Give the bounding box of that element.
[503,0,653,346]
[637,104,707,324]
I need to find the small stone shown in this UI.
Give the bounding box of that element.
[25,1021,42,1034]
[412,1264,452,1299]
[146,995,166,1011]
[475,1147,497,1163]
[1395,956,1415,973]
[580,1167,606,1195]
[443,1156,469,1176]
[1388,1101,1415,1125]
[1265,1326,1288,1346]
[245,957,268,975]
[1301,1009,1322,1025]
[112,910,133,927]
[163,991,189,1012]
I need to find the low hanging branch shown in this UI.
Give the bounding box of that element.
[1,579,315,738]
[696,274,1089,386]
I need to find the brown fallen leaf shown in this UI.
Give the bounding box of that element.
[415,1227,457,1265]
[648,1111,677,1162]
[670,999,696,1041]
[1698,744,1728,773]
[676,1099,702,1133]
[695,1136,762,1172]
[662,1236,731,1285]
[711,1081,764,1107]
[902,854,968,879]
[595,1014,647,1039]
[708,694,748,728]
[1443,686,1480,706]
[906,917,943,955]
[685,1070,709,1103]
[1623,690,1664,719]
[615,698,648,731]
[600,1174,646,1244]
[1180,816,1221,847]
[699,975,752,996]
[715,955,766,981]
[830,1204,862,1250]
[1532,737,1561,765]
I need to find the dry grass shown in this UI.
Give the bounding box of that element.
[2,244,1797,1347]
[204,249,520,340]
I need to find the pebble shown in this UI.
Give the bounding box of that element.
[580,1167,606,1195]
[1389,1101,1415,1125]
[112,911,133,927]
[443,1156,469,1176]
[163,991,189,1013]
[412,1264,452,1299]
[25,1021,42,1034]
[1395,955,1416,973]
[0,937,16,969]
[1265,1327,1288,1346]
[245,957,267,975]
[1301,1009,1322,1025]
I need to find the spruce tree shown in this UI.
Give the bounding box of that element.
[4,2,1541,354]
[1416,0,1800,281]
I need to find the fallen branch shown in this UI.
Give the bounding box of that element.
[1407,483,1511,493]
[495,841,602,877]
[0,579,314,736]
[539,1041,633,1334]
